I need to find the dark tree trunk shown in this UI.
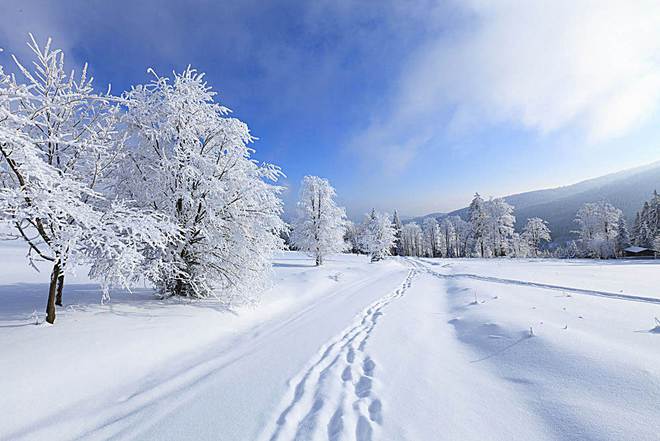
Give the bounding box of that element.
[175,278,184,296]
[315,254,322,266]
[55,273,65,306]
[46,261,61,324]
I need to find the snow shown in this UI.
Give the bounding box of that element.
[625,246,650,253]
[2,251,660,440]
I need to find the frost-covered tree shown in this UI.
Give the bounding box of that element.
[392,210,404,256]
[469,193,489,257]
[632,191,660,247]
[401,222,423,256]
[0,36,172,323]
[615,216,631,257]
[574,201,622,259]
[291,176,347,265]
[360,210,396,262]
[440,217,455,257]
[117,67,285,302]
[422,217,440,257]
[522,217,551,257]
[485,198,515,257]
[344,220,363,254]
[510,232,530,257]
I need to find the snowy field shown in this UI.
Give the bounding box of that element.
[1,250,660,440]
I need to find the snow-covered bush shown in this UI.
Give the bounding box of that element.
[291,176,347,265]
[360,210,396,262]
[116,67,285,303]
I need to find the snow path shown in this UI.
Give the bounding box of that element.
[259,269,417,441]
[407,257,660,305]
[3,252,660,440]
[82,260,411,441]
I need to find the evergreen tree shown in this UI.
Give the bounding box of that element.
[615,216,631,256]
[392,210,404,256]
[360,210,396,262]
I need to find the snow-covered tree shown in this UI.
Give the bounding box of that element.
[400,222,423,256]
[485,198,515,257]
[510,232,530,257]
[392,209,404,256]
[440,217,455,257]
[422,217,440,257]
[291,176,347,265]
[574,201,622,259]
[360,210,396,262]
[632,191,660,247]
[522,217,551,257]
[468,193,489,257]
[615,216,631,257]
[116,67,285,303]
[344,220,363,254]
[0,36,173,323]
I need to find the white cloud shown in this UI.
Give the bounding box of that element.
[351,0,660,166]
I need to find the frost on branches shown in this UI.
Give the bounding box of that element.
[291,176,347,266]
[522,217,551,257]
[117,67,285,304]
[574,201,622,259]
[360,210,396,262]
[0,36,172,323]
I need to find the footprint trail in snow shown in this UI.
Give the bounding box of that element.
[261,269,417,441]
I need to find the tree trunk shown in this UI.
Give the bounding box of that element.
[46,260,61,324]
[315,253,322,266]
[55,273,65,306]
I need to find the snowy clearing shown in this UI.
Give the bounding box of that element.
[1,251,660,440]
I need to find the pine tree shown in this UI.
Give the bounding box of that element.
[632,212,642,245]
[360,210,396,262]
[392,210,404,256]
[615,215,631,257]
[291,176,347,266]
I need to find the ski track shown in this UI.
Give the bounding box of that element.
[262,269,417,441]
[408,258,660,306]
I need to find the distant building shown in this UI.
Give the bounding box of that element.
[623,246,657,258]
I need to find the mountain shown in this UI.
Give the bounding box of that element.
[416,160,660,245]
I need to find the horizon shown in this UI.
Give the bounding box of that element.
[2,1,660,219]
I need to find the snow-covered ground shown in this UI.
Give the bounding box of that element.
[1,251,660,440]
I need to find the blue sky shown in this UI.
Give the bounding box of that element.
[2,0,660,219]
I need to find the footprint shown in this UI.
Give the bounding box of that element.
[368,399,383,424]
[363,357,376,377]
[327,407,343,441]
[356,415,373,441]
[355,376,372,398]
[341,366,352,381]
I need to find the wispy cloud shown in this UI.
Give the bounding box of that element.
[350,0,660,170]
